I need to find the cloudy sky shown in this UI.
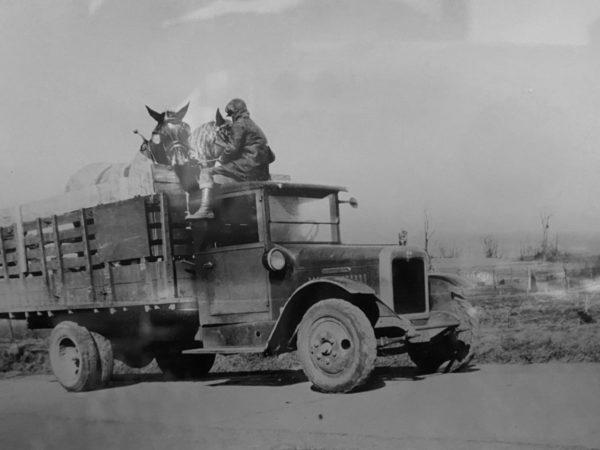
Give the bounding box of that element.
[2,0,600,254]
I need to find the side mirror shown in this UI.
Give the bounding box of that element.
[339,197,358,208]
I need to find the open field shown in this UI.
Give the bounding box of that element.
[2,289,599,379]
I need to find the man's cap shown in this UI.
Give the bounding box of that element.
[225,98,247,116]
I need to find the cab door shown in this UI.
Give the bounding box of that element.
[194,191,270,322]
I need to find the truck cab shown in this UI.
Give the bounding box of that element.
[193,182,348,325]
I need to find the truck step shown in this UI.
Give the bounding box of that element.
[183,346,264,355]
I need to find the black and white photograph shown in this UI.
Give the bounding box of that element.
[1,1,599,449]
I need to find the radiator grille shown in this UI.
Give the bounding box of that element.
[392,258,426,314]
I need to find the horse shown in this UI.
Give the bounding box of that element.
[65,104,232,195]
[139,103,232,193]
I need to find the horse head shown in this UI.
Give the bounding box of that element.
[143,103,192,165]
[140,104,233,192]
[191,108,232,164]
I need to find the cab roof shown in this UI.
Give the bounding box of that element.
[216,181,347,196]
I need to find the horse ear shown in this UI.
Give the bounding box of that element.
[146,105,164,123]
[176,102,190,120]
[215,108,226,126]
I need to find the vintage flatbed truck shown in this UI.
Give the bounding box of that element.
[0,164,478,393]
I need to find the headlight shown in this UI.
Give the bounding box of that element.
[265,248,286,271]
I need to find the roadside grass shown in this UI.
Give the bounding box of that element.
[1,291,599,378]
[473,292,600,364]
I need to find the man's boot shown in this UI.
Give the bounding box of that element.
[186,189,202,216]
[185,187,214,220]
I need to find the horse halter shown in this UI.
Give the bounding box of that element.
[152,118,192,165]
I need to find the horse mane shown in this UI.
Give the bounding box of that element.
[190,121,222,162]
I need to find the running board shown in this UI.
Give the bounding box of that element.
[183,346,264,355]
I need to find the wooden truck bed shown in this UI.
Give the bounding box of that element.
[0,163,198,319]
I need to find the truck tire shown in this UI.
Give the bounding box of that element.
[119,351,154,368]
[115,342,155,369]
[408,298,479,373]
[297,299,376,393]
[156,351,216,380]
[91,332,114,387]
[49,321,100,392]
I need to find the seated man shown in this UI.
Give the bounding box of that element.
[187,98,275,220]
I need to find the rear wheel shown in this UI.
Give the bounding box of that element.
[114,340,154,369]
[297,299,376,393]
[156,349,216,380]
[49,321,99,392]
[91,332,114,386]
[119,351,154,368]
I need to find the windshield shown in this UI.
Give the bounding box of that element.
[268,193,339,243]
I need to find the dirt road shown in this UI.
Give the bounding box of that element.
[1,363,599,450]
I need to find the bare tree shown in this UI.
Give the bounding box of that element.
[482,235,500,258]
[520,213,562,261]
[423,210,434,269]
[540,212,552,261]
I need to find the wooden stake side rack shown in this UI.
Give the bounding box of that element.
[0,163,198,318]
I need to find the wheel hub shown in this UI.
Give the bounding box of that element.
[308,318,354,374]
[317,341,333,356]
[55,339,81,384]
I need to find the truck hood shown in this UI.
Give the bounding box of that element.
[282,244,426,266]
[276,244,427,295]
[285,244,386,270]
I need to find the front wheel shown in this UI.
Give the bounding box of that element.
[408,298,478,373]
[297,299,376,393]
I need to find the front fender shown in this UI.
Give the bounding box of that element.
[265,277,377,355]
[429,273,472,309]
[294,276,377,296]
